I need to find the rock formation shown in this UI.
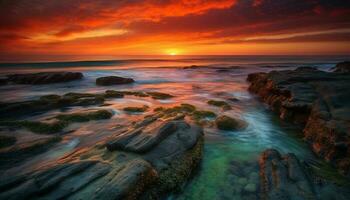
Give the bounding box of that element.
[0,117,203,199]
[96,76,134,85]
[6,72,83,84]
[332,61,350,73]
[259,149,350,200]
[247,65,350,176]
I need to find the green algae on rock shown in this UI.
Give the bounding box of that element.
[0,117,204,200]
[259,149,350,199]
[120,90,149,97]
[56,110,113,122]
[0,110,113,134]
[123,105,149,113]
[192,110,216,120]
[215,115,247,131]
[153,104,217,127]
[147,92,174,99]
[0,93,106,119]
[96,76,135,85]
[0,120,68,134]
[104,90,124,98]
[0,90,174,120]
[207,100,231,110]
[247,66,350,176]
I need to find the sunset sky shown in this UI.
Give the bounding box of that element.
[0,0,350,61]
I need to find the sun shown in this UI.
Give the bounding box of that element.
[165,49,180,56]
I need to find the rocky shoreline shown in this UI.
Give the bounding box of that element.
[0,113,204,199]
[0,62,349,199]
[247,62,350,177]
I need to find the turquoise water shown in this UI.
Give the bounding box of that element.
[174,104,312,200]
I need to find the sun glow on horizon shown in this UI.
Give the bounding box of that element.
[165,48,182,56]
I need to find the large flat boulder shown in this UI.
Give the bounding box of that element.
[0,118,203,199]
[247,66,350,176]
[6,72,83,85]
[96,76,134,86]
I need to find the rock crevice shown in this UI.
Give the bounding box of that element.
[248,66,350,176]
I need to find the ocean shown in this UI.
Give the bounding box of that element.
[0,55,349,199]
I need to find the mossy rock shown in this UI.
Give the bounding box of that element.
[63,92,97,99]
[148,136,204,198]
[104,90,124,98]
[124,105,149,113]
[154,104,217,125]
[121,91,149,97]
[19,121,67,134]
[154,107,165,112]
[164,104,196,114]
[40,94,61,102]
[56,110,113,122]
[0,135,16,149]
[147,92,174,100]
[0,110,113,134]
[0,120,68,134]
[215,115,247,131]
[0,92,116,119]
[310,160,350,186]
[192,110,216,120]
[207,100,231,110]
[154,104,197,119]
[180,104,196,112]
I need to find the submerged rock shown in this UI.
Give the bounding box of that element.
[0,134,61,168]
[147,92,174,100]
[0,92,107,119]
[207,100,232,110]
[258,149,350,200]
[6,72,83,85]
[215,115,247,131]
[259,149,315,200]
[55,109,113,122]
[123,105,149,113]
[332,61,350,73]
[0,118,204,199]
[0,110,113,134]
[96,76,134,85]
[247,66,350,176]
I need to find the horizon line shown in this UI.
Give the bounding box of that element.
[0,54,349,64]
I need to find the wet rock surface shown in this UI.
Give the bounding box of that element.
[259,149,350,200]
[0,90,149,119]
[0,133,61,169]
[6,72,83,85]
[96,76,134,85]
[247,65,350,176]
[215,115,247,131]
[0,116,204,199]
[332,61,350,73]
[259,149,315,200]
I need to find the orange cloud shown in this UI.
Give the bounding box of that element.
[0,0,349,61]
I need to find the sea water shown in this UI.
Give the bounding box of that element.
[0,55,349,199]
